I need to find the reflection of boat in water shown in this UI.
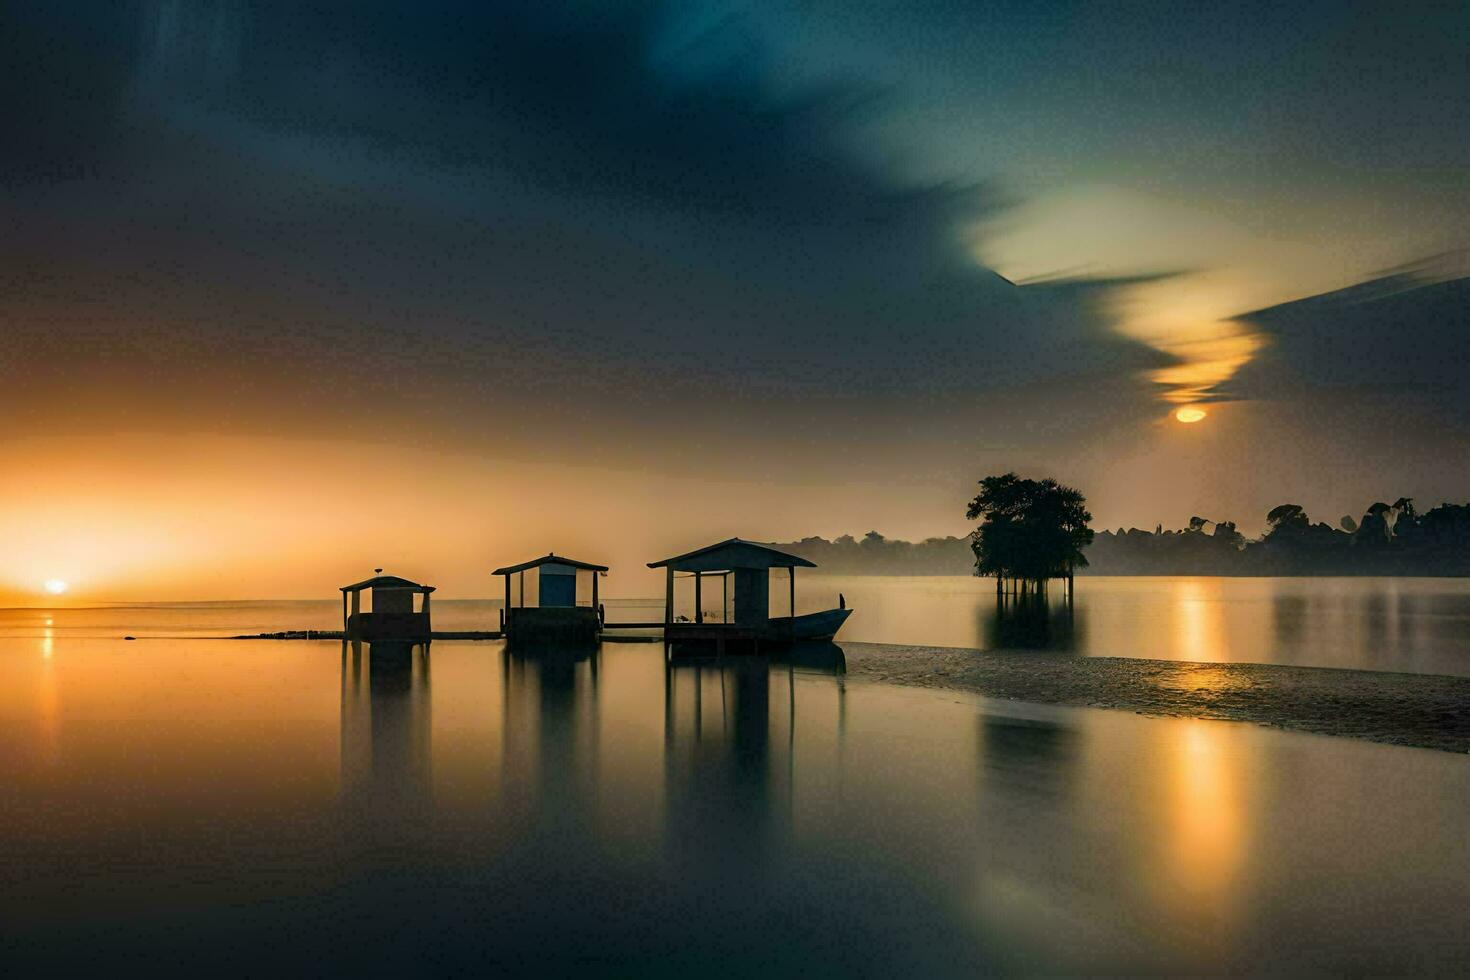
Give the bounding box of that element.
[766,609,852,643]
[771,640,847,673]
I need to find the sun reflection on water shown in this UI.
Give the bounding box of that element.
[1174,579,1227,664]
[1137,715,1255,964]
[1168,721,1248,907]
[37,624,60,766]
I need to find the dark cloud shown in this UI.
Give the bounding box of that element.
[1230,258,1470,426]
[2,1,1163,464]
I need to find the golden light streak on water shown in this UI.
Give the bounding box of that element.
[1156,579,1251,944]
[1167,720,1248,917]
[1174,579,1228,664]
[38,625,59,766]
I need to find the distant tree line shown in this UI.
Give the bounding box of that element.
[1087,499,1470,576]
[769,531,976,575]
[773,498,1470,577]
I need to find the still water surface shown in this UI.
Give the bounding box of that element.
[816,575,1470,676]
[0,598,1467,974]
[10,575,1469,675]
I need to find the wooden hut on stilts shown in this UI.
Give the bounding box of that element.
[493,553,608,647]
[340,571,435,641]
[647,538,851,654]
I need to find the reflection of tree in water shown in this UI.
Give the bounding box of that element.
[979,714,1079,799]
[984,594,1081,652]
[339,640,433,829]
[1271,593,1307,650]
[1360,589,1417,662]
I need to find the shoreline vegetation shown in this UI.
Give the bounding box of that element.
[843,642,1470,754]
[773,498,1470,576]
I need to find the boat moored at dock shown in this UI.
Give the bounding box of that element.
[644,537,851,652]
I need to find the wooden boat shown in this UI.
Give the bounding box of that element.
[764,607,852,642]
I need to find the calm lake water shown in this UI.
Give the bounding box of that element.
[1,591,1468,974]
[17,575,1470,675]
[813,575,1470,677]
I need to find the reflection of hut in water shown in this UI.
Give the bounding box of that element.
[493,554,607,647]
[340,571,434,640]
[339,639,432,818]
[662,647,846,859]
[664,657,774,854]
[500,646,600,828]
[979,713,1078,799]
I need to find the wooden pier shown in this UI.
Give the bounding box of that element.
[231,630,503,641]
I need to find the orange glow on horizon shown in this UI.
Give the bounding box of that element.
[1175,407,1207,424]
[0,433,938,603]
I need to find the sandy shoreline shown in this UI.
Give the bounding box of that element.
[841,642,1470,753]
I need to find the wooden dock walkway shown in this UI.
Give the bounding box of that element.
[230,630,504,641]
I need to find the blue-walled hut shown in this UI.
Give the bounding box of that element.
[493,553,607,646]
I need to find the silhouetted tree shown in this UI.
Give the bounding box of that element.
[1418,503,1470,560]
[1341,515,1358,533]
[966,473,1093,593]
[1266,504,1308,536]
[1212,521,1244,546]
[1356,502,1393,546]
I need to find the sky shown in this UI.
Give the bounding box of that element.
[3,1,1468,601]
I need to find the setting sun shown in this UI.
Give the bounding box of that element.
[1175,407,1207,424]
[43,579,68,595]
